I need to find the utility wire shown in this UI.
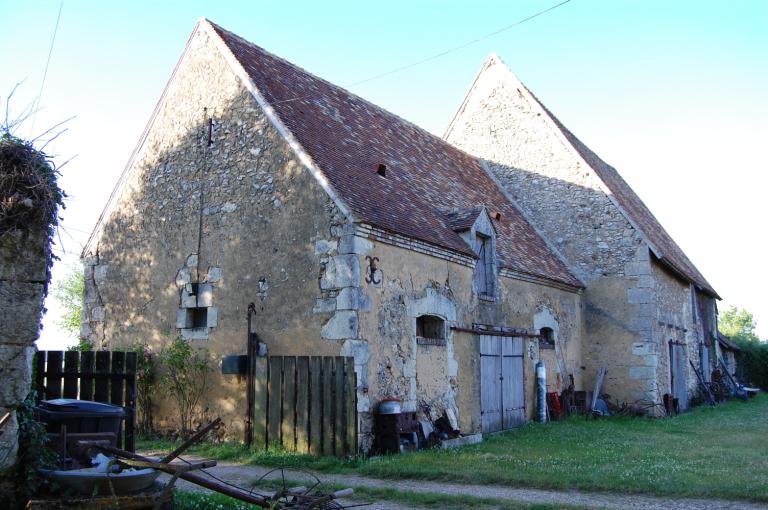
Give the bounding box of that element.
[349,0,572,87]
[272,0,572,105]
[29,0,64,136]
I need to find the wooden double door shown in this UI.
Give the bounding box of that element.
[480,334,525,433]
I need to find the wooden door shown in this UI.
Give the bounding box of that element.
[480,334,525,433]
[669,342,688,411]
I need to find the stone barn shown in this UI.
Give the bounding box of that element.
[444,54,720,410]
[82,19,719,448]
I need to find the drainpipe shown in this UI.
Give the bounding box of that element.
[536,361,547,423]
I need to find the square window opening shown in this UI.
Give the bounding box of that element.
[187,307,208,329]
[417,315,445,340]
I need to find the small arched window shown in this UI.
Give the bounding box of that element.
[539,327,555,350]
[416,315,446,345]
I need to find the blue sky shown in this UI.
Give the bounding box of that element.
[1,1,766,346]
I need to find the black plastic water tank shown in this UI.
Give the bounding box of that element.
[36,399,125,439]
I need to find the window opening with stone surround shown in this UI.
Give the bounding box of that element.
[177,282,218,340]
[539,327,555,350]
[416,315,446,346]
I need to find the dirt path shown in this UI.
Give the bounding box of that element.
[158,459,767,510]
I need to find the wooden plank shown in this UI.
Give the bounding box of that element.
[94,351,110,403]
[110,352,126,406]
[79,351,95,401]
[308,357,322,456]
[295,357,310,454]
[34,351,46,400]
[46,351,64,399]
[333,357,345,457]
[590,368,607,414]
[282,357,297,451]
[322,357,333,456]
[344,357,357,456]
[63,351,80,399]
[267,357,283,446]
[124,352,138,452]
[252,357,268,449]
[110,351,126,449]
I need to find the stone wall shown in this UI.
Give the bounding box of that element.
[357,239,583,437]
[0,229,49,471]
[443,57,687,406]
[82,27,353,439]
[652,260,705,403]
[444,58,645,283]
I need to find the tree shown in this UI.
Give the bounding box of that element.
[53,264,84,338]
[159,337,211,438]
[719,305,759,343]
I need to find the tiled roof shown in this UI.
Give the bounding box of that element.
[209,21,582,289]
[717,331,740,352]
[525,89,718,297]
[443,207,483,232]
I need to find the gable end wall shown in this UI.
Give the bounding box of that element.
[81,28,360,438]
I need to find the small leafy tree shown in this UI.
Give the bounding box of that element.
[719,306,759,343]
[132,342,156,436]
[53,264,84,338]
[159,337,210,438]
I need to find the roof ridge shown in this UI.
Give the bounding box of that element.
[205,19,481,164]
[202,20,583,288]
[480,57,717,296]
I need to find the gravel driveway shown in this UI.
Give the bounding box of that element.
[158,459,767,510]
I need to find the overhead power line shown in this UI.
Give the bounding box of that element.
[29,0,64,135]
[350,0,573,86]
[273,0,573,105]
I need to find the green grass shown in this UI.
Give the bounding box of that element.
[141,395,768,502]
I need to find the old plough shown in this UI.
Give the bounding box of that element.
[84,418,356,509]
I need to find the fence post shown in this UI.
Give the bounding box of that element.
[322,358,333,456]
[80,351,95,401]
[46,351,63,399]
[344,357,357,456]
[282,357,297,451]
[124,352,137,452]
[94,352,110,403]
[252,357,268,449]
[295,356,310,454]
[308,357,322,456]
[63,351,79,398]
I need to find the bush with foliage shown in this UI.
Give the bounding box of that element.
[53,264,84,339]
[720,305,767,390]
[159,337,211,438]
[0,393,57,508]
[734,339,768,391]
[132,342,156,436]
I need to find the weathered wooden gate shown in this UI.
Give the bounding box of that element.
[251,356,356,457]
[669,341,688,411]
[480,334,525,433]
[33,350,137,451]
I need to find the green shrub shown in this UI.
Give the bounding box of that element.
[158,337,211,438]
[734,339,768,390]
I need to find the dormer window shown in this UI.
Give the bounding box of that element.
[476,233,494,297]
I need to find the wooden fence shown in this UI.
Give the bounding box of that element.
[33,350,137,452]
[252,356,357,457]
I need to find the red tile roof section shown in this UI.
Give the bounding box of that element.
[209,22,582,289]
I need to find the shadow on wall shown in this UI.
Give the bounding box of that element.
[82,79,346,433]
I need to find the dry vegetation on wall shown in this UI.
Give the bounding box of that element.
[0,132,65,282]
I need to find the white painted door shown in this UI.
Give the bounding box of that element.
[480,334,525,433]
